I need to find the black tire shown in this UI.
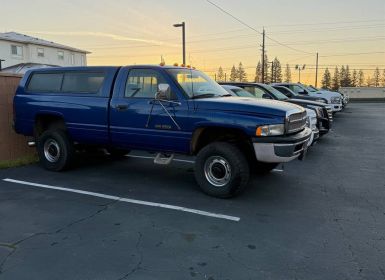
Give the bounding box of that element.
[37,129,74,171]
[106,148,130,158]
[252,161,278,175]
[194,142,250,198]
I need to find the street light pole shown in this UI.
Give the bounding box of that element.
[173,22,186,65]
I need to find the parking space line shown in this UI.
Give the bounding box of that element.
[2,178,240,222]
[126,154,195,164]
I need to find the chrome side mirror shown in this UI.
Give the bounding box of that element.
[155,83,171,100]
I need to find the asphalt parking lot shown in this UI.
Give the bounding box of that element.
[0,103,384,280]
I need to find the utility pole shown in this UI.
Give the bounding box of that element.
[270,61,274,83]
[0,59,5,71]
[261,28,265,84]
[224,73,227,82]
[315,52,319,87]
[173,22,186,65]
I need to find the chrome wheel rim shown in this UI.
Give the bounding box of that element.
[204,156,231,187]
[44,139,61,163]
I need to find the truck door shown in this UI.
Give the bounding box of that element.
[109,68,191,153]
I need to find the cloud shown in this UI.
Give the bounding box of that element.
[22,31,179,47]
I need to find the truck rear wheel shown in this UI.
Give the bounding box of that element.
[195,142,250,198]
[37,129,74,171]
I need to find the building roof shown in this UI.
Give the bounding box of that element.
[0,32,90,54]
[0,63,58,74]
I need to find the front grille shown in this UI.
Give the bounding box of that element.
[326,108,333,121]
[286,111,307,134]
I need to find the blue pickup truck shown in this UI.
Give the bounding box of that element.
[13,65,311,197]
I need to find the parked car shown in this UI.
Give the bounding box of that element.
[272,85,333,133]
[271,82,343,112]
[14,66,312,198]
[307,85,349,108]
[220,82,331,136]
[222,84,319,145]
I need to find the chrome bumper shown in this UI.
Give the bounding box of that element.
[252,127,312,163]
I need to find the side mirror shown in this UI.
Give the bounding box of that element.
[156,83,171,100]
[262,93,272,99]
[298,90,306,95]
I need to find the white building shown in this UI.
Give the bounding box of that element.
[0,32,90,72]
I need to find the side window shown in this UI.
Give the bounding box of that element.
[61,72,105,93]
[27,73,63,92]
[125,69,168,99]
[279,87,290,96]
[244,86,265,98]
[292,85,304,94]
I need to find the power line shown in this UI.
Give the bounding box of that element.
[206,0,262,35]
[206,0,314,55]
[320,51,385,57]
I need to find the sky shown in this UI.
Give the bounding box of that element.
[1,0,385,84]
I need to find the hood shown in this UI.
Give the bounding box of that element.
[193,97,304,117]
[309,90,341,98]
[289,98,327,107]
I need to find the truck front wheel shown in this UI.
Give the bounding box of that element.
[195,142,250,198]
[37,129,74,171]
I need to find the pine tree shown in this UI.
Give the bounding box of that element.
[331,66,340,91]
[382,69,385,87]
[217,66,224,82]
[373,67,380,87]
[345,65,352,87]
[284,64,292,83]
[238,62,247,82]
[255,62,262,82]
[358,70,365,87]
[352,69,358,87]
[321,68,331,90]
[339,66,346,87]
[366,75,373,87]
[271,57,282,83]
[229,65,238,82]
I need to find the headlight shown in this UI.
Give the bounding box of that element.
[305,116,310,128]
[256,124,284,136]
[330,97,341,104]
[315,99,326,103]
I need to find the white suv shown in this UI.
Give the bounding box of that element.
[273,83,343,113]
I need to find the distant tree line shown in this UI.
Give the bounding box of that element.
[321,66,385,90]
[216,56,291,83]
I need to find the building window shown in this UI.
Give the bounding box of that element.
[58,51,64,60]
[11,45,23,57]
[81,55,85,66]
[70,53,75,65]
[37,48,44,57]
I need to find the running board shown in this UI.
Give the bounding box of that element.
[154,153,174,165]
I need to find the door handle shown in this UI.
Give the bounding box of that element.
[115,104,129,111]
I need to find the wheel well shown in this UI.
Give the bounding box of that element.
[191,127,254,159]
[34,115,66,137]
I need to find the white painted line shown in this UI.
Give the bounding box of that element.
[2,178,240,222]
[272,169,284,172]
[126,154,195,164]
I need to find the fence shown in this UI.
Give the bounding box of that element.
[0,73,35,162]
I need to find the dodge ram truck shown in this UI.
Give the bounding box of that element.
[13,65,311,198]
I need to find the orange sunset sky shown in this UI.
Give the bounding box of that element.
[1,0,385,85]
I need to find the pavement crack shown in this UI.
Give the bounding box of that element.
[117,232,143,280]
[0,200,118,275]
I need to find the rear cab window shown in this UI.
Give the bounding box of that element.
[26,71,106,95]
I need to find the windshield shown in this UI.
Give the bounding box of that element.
[307,85,318,92]
[232,88,255,98]
[260,84,289,101]
[167,69,229,98]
